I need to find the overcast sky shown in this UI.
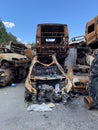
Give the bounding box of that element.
[0,0,98,43]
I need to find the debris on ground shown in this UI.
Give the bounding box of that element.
[27,103,52,112]
[11,83,16,87]
[47,102,55,108]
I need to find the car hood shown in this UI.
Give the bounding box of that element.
[0,53,27,60]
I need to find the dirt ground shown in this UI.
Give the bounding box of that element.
[0,82,98,130]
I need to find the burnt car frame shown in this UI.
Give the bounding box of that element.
[0,47,29,67]
[25,55,67,103]
[0,47,30,82]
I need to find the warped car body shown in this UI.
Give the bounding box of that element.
[0,47,29,67]
[0,47,30,82]
[25,55,67,103]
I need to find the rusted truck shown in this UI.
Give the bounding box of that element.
[36,24,69,65]
[85,16,98,49]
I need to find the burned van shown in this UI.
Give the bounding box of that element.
[36,24,69,65]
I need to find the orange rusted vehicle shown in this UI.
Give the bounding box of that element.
[36,24,69,65]
[25,55,67,103]
[85,16,98,49]
[0,47,30,83]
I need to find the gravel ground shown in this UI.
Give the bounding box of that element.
[0,82,98,130]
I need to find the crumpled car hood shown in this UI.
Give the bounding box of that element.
[0,53,27,61]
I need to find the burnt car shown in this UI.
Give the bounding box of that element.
[0,68,13,87]
[25,55,68,103]
[0,47,30,81]
[0,47,29,67]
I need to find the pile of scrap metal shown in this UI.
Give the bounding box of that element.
[84,52,98,109]
[0,47,31,87]
[25,55,76,104]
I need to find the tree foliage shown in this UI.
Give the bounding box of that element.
[0,20,17,45]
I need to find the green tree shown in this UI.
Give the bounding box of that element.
[0,20,7,44]
[0,20,17,45]
[6,32,17,42]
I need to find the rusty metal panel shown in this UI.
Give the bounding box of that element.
[36,24,69,64]
[85,16,98,48]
